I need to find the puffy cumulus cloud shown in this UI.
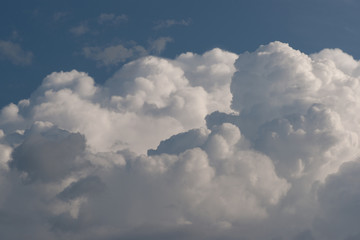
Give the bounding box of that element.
[10,121,87,183]
[227,42,360,185]
[147,123,289,221]
[43,123,288,239]
[2,42,360,239]
[255,103,356,182]
[231,42,360,141]
[0,48,236,155]
[210,41,360,239]
[22,55,230,154]
[106,56,209,130]
[174,48,238,114]
[314,160,360,240]
[0,124,288,239]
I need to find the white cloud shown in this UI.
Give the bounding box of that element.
[2,42,360,239]
[229,42,360,181]
[0,40,33,65]
[174,48,238,114]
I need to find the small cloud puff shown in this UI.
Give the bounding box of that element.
[69,22,89,36]
[0,40,33,65]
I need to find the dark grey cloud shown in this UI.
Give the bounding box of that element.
[293,230,315,240]
[148,128,209,156]
[57,175,105,201]
[10,124,86,183]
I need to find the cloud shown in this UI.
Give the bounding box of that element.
[57,175,105,201]
[314,160,360,240]
[82,43,147,66]
[98,13,127,24]
[148,128,210,156]
[9,122,87,183]
[94,124,289,230]
[69,22,89,36]
[228,42,360,181]
[53,12,68,21]
[82,37,174,67]
[70,13,127,37]
[2,42,360,239]
[0,40,33,65]
[154,18,191,30]
[149,37,173,54]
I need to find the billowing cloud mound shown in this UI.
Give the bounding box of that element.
[10,122,86,183]
[1,42,360,239]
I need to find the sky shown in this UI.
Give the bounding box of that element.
[2,0,360,108]
[2,0,360,239]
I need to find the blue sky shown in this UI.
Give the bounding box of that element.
[1,0,360,108]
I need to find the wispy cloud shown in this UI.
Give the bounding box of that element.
[69,22,89,36]
[82,43,147,66]
[70,13,127,37]
[82,37,173,66]
[0,40,33,65]
[154,18,191,30]
[98,13,128,24]
[149,37,173,54]
[53,11,68,21]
